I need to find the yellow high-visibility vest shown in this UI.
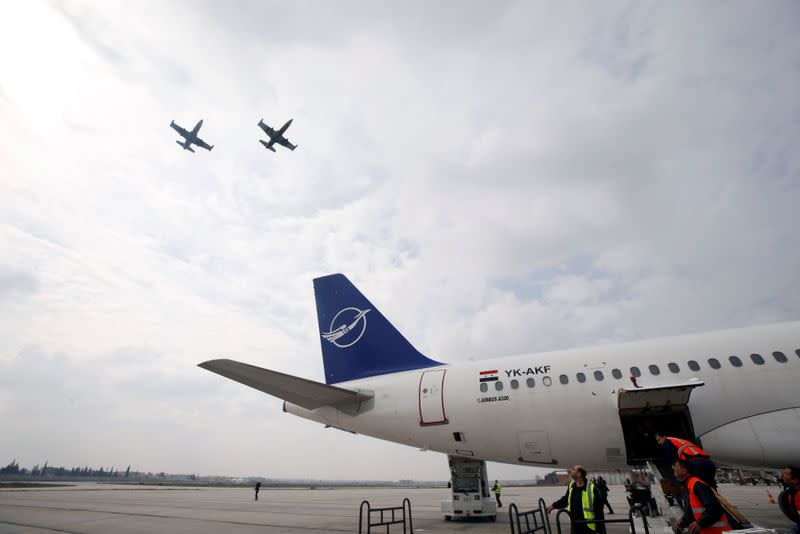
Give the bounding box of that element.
[566,481,597,531]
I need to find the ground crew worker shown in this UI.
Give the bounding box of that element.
[547,465,605,534]
[656,433,717,488]
[492,480,503,508]
[596,476,614,514]
[673,459,731,534]
[778,466,800,534]
[254,481,261,501]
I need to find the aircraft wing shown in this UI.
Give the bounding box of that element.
[170,122,188,137]
[198,358,372,410]
[194,137,213,151]
[276,137,296,150]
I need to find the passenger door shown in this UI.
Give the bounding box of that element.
[419,369,448,426]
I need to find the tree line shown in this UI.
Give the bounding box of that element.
[1,459,134,478]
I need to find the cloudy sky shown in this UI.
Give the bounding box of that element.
[1,1,799,480]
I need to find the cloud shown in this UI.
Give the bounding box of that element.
[0,268,39,301]
[0,0,798,480]
[52,1,126,66]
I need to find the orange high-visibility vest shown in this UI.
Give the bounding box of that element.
[687,477,731,534]
[667,437,709,460]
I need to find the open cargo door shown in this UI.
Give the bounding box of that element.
[618,380,705,466]
[618,381,704,412]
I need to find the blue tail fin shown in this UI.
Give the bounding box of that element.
[313,274,443,384]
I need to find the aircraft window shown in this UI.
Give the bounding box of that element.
[649,364,661,375]
[796,349,800,359]
[750,354,764,365]
[526,377,535,388]
[543,376,552,386]
[480,382,488,393]
[688,360,700,371]
[668,362,680,373]
[559,374,569,385]
[576,372,586,383]
[594,370,604,381]
[611,368,622,379]
[729,356,743,367]
[772,351,788,363]
[630,366,641,377]
[511,379,519,389]
[708,358,721,369]
[495,380,504,391]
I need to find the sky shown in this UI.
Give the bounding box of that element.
[1,1,799,481]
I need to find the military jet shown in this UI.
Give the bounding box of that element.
[257,118,297,152]
[170,119,214,152]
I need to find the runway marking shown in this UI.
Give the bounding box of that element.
[0,503,353,532]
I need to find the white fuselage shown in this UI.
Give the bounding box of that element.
[286,322,800,469]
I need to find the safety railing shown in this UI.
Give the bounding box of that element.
[555,507,649,534]
[509,498,551,534]
[358,498,413,534]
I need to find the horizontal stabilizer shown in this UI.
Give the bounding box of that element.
[198,358,373,410]
[259,139,276,152]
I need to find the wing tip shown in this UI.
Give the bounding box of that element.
[198,358,230,370]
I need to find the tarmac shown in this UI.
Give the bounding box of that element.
[0,483,792,533]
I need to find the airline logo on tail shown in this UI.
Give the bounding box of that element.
[321,307,371,348]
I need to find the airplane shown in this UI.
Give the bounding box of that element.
[258,118,297,152]
[200,274,800,476]
[170,119,214,152]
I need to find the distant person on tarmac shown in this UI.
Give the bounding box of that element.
[492,480,503,508]
[656,433,717,488]
[255,481,261,501]
[547,465,605,534]
[778,466,800,534]
[596,476,614,514]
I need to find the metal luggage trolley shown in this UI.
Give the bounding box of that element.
[509,498,552,534]
[358,498,414,534]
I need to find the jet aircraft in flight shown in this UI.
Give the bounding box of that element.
[170,119,214,152]
[258,118,297,152]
